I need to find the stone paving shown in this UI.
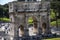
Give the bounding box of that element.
[51,27,60,35]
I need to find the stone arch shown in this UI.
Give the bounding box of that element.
[42,22,47,34]
[19,25,24,31]
[28,16,33,27]
[32,16,38,35]
[42,23,46,29]
[32,16,38,28]
[28,16,38,36]
[28,16,38,28]
[18,25,24,37]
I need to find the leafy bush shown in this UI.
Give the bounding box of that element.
[50,9,55,19]
[50,21,56,26]
[0,17,10,22]
[43,38,60,40]
[50,19,60,26]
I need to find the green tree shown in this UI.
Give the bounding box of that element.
[50,9,55,21]
[51,0,60,18]
[0,4,9,18]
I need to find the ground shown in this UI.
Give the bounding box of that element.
[43,37,60,40]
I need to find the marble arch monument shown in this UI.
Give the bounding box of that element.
[8,0,51,40]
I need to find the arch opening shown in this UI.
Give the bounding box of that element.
[18,25,24,37]
[42,22,47,34]
[28,16,38,36]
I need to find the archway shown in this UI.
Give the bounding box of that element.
[28,16,38,36]
[42,22,47,34]
[18,25,24,37]
[32,16,38,28]
[28,16,38,28]
[28,17,33,27]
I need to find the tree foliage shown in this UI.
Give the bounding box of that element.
[50,9,55,20]
[0,4,9,18]
[51,0,60,18]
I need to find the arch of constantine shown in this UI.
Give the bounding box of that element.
[8,0,51,40]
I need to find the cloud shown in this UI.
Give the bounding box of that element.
[0,0,42,5]
[0,0,14,5]
[37,0,41,1]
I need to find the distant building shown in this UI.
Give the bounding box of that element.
[8,0,50,40]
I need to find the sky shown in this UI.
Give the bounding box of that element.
[0,0,14,5]
[0,0,41,5]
